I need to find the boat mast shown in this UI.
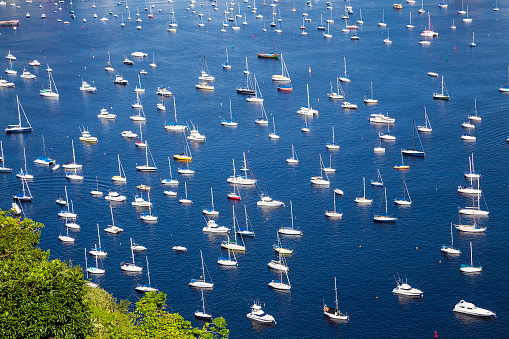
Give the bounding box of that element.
[290,201,294,229]
[146,257,151,286]
[96,223,102,249]
[130,238,135,264]
[200,250,206,281]
[334,276,339,311]
[211,187,214,208]
[363,177,366,198]
[384,187,388,215]
[307,84,310,109]
[173,97,177,123]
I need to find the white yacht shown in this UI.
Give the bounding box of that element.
[247,301,275,324]
[453,300,496,318]
[257,194,284,207]
[392,277,423,297]
[79,128,98,144]
[202,219,230,233]
[97,108,116,119]
[105,190,127,202]
[80,80,97,92]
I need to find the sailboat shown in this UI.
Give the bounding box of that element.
[121,238,143,272]
[134,74,145,93]
[383,29,392,44]
[90,224,107,257]
[394,180,412,206]
[105,52,114,71]
[339,57,351,83]
[257,38,280,58]
[136,142,157,172]
[461,125,476,142]
[323,21,332,38]
[161,157,179,185]
[272,54,291,82]
[301,115,310,133]
[16,148,33,180]
[179,182,192,204]
[323,154,335,173]
[394,154,410,170]
[268,116,279,139]
[165,97,187,131]
[221,207,246,251]
[173,135,192,162]
[310,154,330,185]
[198,58,215,81]
[441,223,461,255]
[217,244,238,266]
[374,188,397,222]
[458,169,482,195]
[255,103,269,125]
[268,247,288,271]
[402,121,426,157]
[13,176,33,201]
[326,126,340,149]
[62,140,82,170]
[273,233,293,254]
[222,48,231,69]
[136,257,158,292]
[237,205,255,236]
[469,32,476,47]
[203,187,219,216]
[246,74,264,103]
[0,141,12,173]
[454,210,486,233]
[268,264,291,290]
[378,9,386,27]
[278,201,303,236]
[40,72,59,98]
[86,248,105,275]
[5,96,33,133]
[460,242,482,273]
[433,76,450,100]
[462,6,472,23]
[130,105,146,122]
[325,193,343,218]
[58,225,74,243]
[323,277,349,321]
[418,0,425,13]
[58,187,76,218]
[328,78,345,99]
[34,136,56,165]
[227,182,241,200]
[355,177,372,204]
[189,250,214,288]
[286,144,299,164]
[468,98,482,122]
[464,154,481,179]
[195,290,213,320]
[111,154,126,182]
[318,14,326,30]
[227,153,257,185]
[363,82,378,104]
[371,169,383,187]
[90,177,103,197]
[135,125,147,148]
[237,66,256,95]
[221,100,238,127]
[499,66,509,92]
[140,197,158,222]
[104,205,123,234]
[406,11,414,29]
[417,107,432,132]
[297,84,319,116]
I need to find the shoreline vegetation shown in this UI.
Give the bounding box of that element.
[0,209,229,339]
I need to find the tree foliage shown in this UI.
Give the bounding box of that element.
[0,210,229,339]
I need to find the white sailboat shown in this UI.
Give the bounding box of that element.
[323,277,349,321]
[189,250,214,288]
[499,66,509,92]
[268,265,291,290]
[310,154,330,185]
[221,100,238,127]
[165,97,187,131]
[111,154,126,182]
[417,107,432,132]
[136,142,157,172]
[468,98,482,122]
[237,205,255,236]
[272,54,291,82]
[136,257,158,293]
[179,182,192,204]
[90,223,107,257]
[62,140,82,170]
[326,126,340,149]
[325,193,343,218]
[267,248,288,272]
[222,48,231,69]
[454,211,486,233]
[378,9,386,27]
[58,225,74,243]
[161,157,179,185]
[323,154,336,173]
[40,72,59,98]
[90,177,103,197]
[5,96,33,133]
[394,180,412,205]
[433,76,450,100]
[323,21,332,38]
[268,116,279,139]
[105,52,114,72]
[286,144,299,164]
[227,153,257,185]
[13,176,33,201]
[104,205,123,234]
[0,141,12,172]
[374,188,397,222]
[328,78,345,100]
[441,222,461,255]
[371,169,383,187]
[16,148,33,180]
[195,290,212,319]
[121,238,143,272]
[217,245,238,266]
[363,82,378,104]
[255,103,269,125]
[297,84,319,116]
[354,177,373,204]
[246,74,264,103]
[86,248,105,275]
[203,187,219,216]
[339,57,351,82]
[221,206,246,251]
[460,242,482,273]
[278,201,302,236]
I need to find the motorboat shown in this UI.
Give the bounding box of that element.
[453,300,496,317]
[105,190,127,202]
[80,80,97,92]
[257,194,284,207]
[121,130,138,138]
[202,219,229,233]
[97,108,116,120]
[156,86,172,96]
[392,277,423,297]
[79,128,98,143]
[247,302,275,324]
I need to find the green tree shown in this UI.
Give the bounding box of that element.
[0,211,93,338]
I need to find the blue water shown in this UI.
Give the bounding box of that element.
[1,0,508,337]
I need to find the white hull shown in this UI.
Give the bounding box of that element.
[104,226,123,234]
[453,300,496,317]
[189,280,214,288]
[355,197,373,204]
[227,177,257,185]
[278,227,302,236]
[459,208,489,216]
[268,280,291,290]
[325,211,343,218]
[87,267,105,274]
[221,242,246,251]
